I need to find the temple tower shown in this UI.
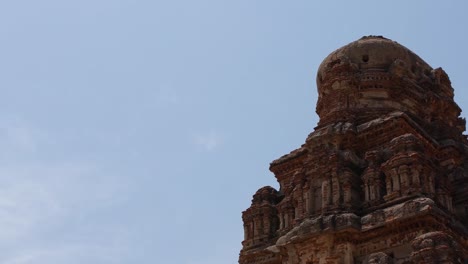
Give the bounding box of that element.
[239,36,468,264]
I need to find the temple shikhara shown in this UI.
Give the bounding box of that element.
[239,36,468,263]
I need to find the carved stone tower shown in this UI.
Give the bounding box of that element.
[239,36,468,264]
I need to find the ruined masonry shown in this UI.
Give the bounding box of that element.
[239,36,468,264]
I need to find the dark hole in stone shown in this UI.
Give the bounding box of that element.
[362,55,369,62]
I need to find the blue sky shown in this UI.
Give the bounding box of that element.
[1,1,467,263]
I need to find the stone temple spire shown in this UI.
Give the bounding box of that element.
[239,36,468,264]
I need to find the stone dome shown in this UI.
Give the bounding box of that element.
[251,186,279,205]
[317,36,432,88]
[314,36,457,128]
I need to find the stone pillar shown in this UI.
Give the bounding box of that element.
[385,173,393,195]
[411,164,421,188]
[253,218,261,238]
[364,179,370,202]
[263,214,271,237]
[391,168,400,192]
[243,223,249,240]
[322,179,331,211]
[332,171,341,207]
[398,165,409,191]
[279,213,284,230]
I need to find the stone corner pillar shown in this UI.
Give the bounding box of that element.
[410,231,463,264]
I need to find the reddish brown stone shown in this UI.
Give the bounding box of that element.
[239,36,468,264]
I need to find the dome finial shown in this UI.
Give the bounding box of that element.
[360,35,387,40]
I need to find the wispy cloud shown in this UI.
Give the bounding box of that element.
[0,162,126,235]
[0,112,137,263]
[154,84,179,107]
[2,242,128,264]
[192,130,224,151]
[0,115,37,154]
[0,175,62,240]
[0,162,133,264]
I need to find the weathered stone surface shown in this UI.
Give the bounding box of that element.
[239,36,468,264]
[368,252,391,264]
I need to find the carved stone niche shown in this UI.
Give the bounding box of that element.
[381,134,434,202]
[242,186,281,249]
[410,231,463,264]
[362,150,386,208]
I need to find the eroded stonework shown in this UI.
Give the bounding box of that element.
[239,36,468,264]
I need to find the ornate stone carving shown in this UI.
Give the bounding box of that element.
[239,36,468,264]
